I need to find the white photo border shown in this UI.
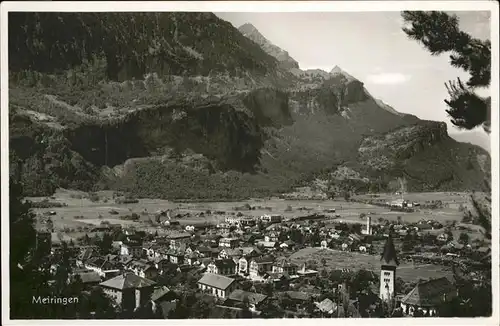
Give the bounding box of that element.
[1,1,498,326]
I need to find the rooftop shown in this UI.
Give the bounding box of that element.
[316,298,336,313]
[75,271,101,284]
[99,272,156,290]
[253,256,275,264]
[400,277,456,307]
[197,273,235,290]
[213,258,237,269]
[380,234,399,266]
[151,286,171,302]
[227,290,267,305]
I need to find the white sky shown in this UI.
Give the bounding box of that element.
[215,11,491,134]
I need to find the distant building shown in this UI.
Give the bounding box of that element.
[99,273,156,311]
[399,277,457,316]
[206,259,237,276]
[167,251,185,265]
[167,233,191,249]
[126,259,158,279]
[84,257,121,279]
[238,256,249,275]
[219,238,240,248]
[260,214,282,224]
[218,248,243,260]
[249,256,275,278]
[320,240,328,249]
[362,216,372,235]
[256,241,278,250]
[226,290,268,311]
[272,259,298,275]
[120,243,143,257]
[437,233,450,243]
[197,273,237,299]
[296,263,318,277]
[71,270,102,288]
[239,216,257,227]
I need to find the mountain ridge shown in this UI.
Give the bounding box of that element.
[8,12,490,199]
[238,23,300,70]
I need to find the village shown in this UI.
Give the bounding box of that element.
[32,190,492,318]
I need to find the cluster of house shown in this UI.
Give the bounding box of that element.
[34,206,490,318]
[55,226,321,315]
[76,232,460,317]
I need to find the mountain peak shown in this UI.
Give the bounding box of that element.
[330,65,357,82]
[238,23,260,35]
[239,22,299,70]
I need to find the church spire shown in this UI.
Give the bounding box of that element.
[380,233,399,266]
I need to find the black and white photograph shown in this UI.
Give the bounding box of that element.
[1,1,498,324]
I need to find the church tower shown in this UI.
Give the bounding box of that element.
[379,233,399,302]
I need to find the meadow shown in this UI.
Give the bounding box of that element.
[289,247,454,283]
[29,189,473,233]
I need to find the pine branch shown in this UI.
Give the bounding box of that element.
[444,78,489,130]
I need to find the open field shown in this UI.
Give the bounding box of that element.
[353,191,474,210]
[30,189,479,234]
[288,247,454,283]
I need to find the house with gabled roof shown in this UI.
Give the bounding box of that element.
[120,242,143,257]
[76,246,99,266]
[315,298,336,315]
[249,256,275,278]
[219,237,240,248]
[218,248,242,260]
[166,250,185,265]
[167,233,192,250]
[99,272,156,311]
[197,245,221,258]
[84,256,121,279]
[272,258,298,275]
[225,289,268,311]
[280,240,297,250]
[256,240,279,250]
[399,277,457,316]
[240,247,261,258]
[206,259,237,276]
[185,251,200,266]
[237,256,250,276]
[143,243,164,260]
[71,270,102,288]
[126,259,158,279]
[197,273,237,299]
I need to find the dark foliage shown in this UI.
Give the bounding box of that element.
[9,12,279,80]
[401,11,491,132]
[8,11,491,200]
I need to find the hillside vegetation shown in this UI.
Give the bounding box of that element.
[9,12,490,200]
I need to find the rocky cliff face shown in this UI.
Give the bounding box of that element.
[64,100,264,172]
[8,12,491,199]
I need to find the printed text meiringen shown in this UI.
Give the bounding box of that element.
[32,296,79,305]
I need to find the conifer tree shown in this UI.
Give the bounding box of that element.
[401,11,491,133]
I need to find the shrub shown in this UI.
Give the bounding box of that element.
[88,192,100,202]
[28,200,67,208]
